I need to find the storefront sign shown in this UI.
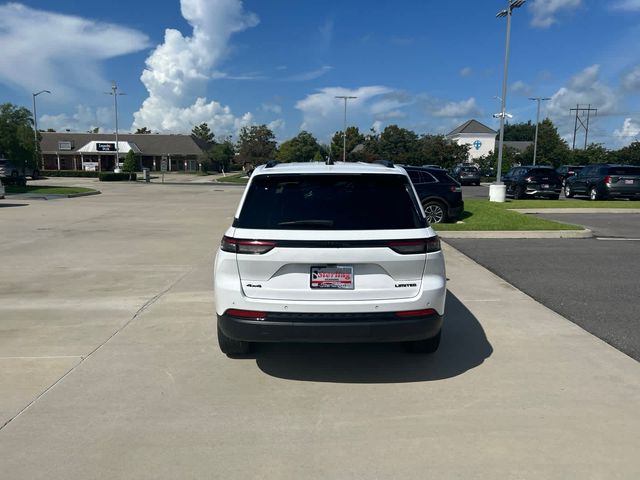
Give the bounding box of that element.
[96,143,116,152]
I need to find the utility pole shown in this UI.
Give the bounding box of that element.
[570,104,597,149]
[529,97,550,165]
[105,81,126,171]
[335,96,357,162]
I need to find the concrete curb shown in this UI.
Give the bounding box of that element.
[437,228,593,239]
[511,208,640,214]
[67,191,101,198]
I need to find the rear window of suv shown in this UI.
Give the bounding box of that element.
[607,167,640,176]
[235,173,426,230]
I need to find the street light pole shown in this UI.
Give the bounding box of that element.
[105,81,126,171]
[492,0,526,202]
[32,90,51,171]
[529,96,550,166]
[335,96,357,161]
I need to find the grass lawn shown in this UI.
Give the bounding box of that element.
[435,199,582,231]
[216,173,249,184]
[496,199,640,209]
[5,185,97,195]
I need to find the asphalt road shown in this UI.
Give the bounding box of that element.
[445,213,640,361]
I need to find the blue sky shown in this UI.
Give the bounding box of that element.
[1,0,640,148]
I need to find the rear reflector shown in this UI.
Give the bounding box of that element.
[225,309,268,319]
[388,237,441,254]
[221,236,276,254]
[396,308,436,318]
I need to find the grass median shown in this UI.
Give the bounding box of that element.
[435,199,582,231]
[215,173,249,184]
[5,185,97,195]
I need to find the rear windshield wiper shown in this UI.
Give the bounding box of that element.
[277,220,334,227]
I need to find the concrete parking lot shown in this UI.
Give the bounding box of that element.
[1,180,639,479]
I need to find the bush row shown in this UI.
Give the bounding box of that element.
[99,172,137,182]
[41,170,99,178]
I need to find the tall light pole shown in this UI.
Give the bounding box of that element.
[32,90,51,171]
[529,96,550,166]
[105,81,126,171]
[335,95,357,161]
[492,0,526,202]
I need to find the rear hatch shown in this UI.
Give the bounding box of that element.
[606,167,640,194]
[230,172,432,302]
[527,168,561,190]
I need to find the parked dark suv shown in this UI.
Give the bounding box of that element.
[402,165,464,224]
[451,165,481,186]
[565,164,640,200]
[556,165,584,186]
[503,166,562,200]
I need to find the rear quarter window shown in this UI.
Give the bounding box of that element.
[607,167,640,176]
[235,173,427,230]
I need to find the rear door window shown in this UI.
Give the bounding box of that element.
[235,173,426,230]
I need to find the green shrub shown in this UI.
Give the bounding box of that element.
[41,170,99,178]
[99,172,137,182]
[123,150,137,172]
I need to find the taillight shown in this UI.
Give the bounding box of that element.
[604,175,612,185]
[388,236,440,254]
[220,236,275,254]
[396,308,436,318]
[525,176,533,182]
[450,185,462,193]
[225,309,268,320]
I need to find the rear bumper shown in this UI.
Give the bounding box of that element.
[218,311,443,343]
[448,202,464,220]
[606,188,640,199]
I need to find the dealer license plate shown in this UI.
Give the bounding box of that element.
[541,184,549,189]
[310,266,354,289]
[625,179,634,185]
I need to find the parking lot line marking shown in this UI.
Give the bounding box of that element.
[596,237,640,241]
[0,356,83,360]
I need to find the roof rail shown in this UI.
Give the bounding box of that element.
[373,159,394,168]
[265,160,279,169]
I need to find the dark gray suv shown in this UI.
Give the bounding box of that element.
[565,164,640,200]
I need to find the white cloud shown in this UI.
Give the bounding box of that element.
[40,105,113,133]
[460,67,473,77]
[431,98,481,118]
[262,103,282,114]
[371,120,383,133]
[610,0,640,11]
[622,66,640,91]
[614,118,640,145]
[267,119,286,132]
[287,66,334,82]
[0,3,149,100]
[511,80,533,96]
[295,86,394,133]
[547,65,619,119]
[530,0,581,28]
[132,0,258,135]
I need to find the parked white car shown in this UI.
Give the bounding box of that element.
[213,161,447,356]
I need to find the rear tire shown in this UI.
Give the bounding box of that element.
[422,200,448,224]
[404,330,441,354]
[589,186,600,201]
[217,326,251,356]
[514,185,525,200]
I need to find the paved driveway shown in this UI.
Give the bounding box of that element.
[1,182,639,479]
[445,212,640,361]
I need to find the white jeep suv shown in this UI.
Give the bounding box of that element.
[213,161,446,355]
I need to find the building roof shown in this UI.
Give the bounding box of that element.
[76,141,141,154]
[504,141,533,153]
[40,132,208,156]
[447,119,497,136]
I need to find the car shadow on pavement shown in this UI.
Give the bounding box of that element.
[0,203,28,208]
[254,291,492,383]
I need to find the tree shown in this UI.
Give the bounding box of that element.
[0,103,36,173]
[569,143,610,165]
[208,138,235,172]
[330,126,365,162]
[237,124,277,166]
[519,118,570,167]
[276,131,321,163]
[611,141,640,165]
[377,125,420,164]
[135,127,151,134]
[417,135,469,169]
[46,128,56,132]
[91,127,99,133]
[123,149,137,175]
[191,122,214,143]
[479,146,522,175]
[503,121,535,141]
